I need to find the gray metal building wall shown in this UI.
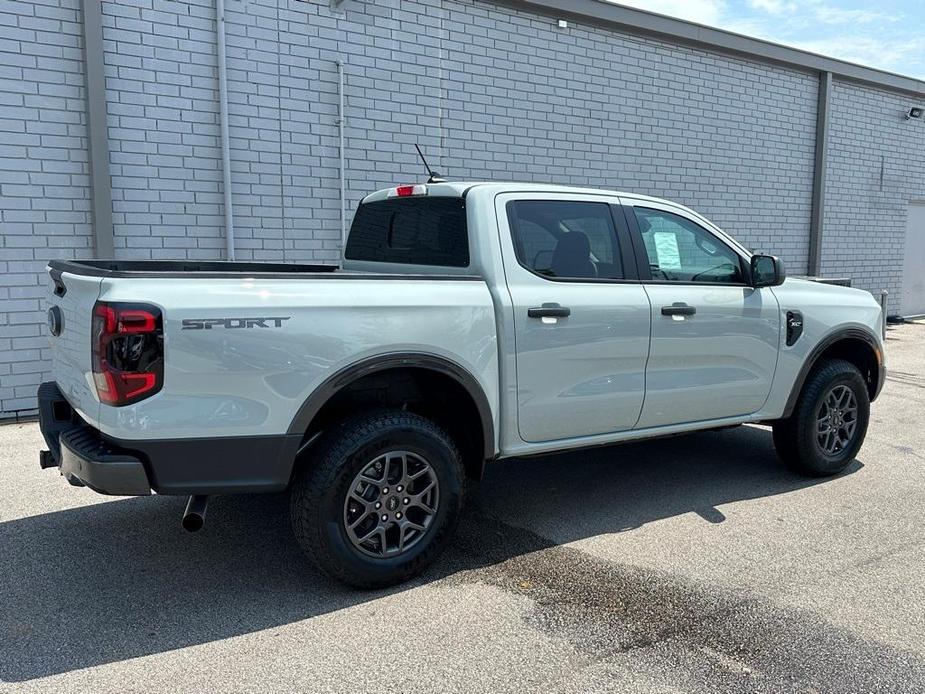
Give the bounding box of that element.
[1,0,923,417]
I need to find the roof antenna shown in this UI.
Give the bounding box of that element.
[415,144,446,183]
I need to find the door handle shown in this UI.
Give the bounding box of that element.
[661,303,696,317]
[528,303,571,319]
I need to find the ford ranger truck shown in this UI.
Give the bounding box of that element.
[38,182,885,588]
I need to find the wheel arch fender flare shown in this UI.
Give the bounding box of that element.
[286,352,497,462]
[782,327,884,418]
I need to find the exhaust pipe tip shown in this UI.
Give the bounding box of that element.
[182,495,209,532]
[182,512,205,532]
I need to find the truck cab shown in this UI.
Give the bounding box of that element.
[344,182,880,454]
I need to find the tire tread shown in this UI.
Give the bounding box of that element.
[290,409,463,588]
[772,358,869,477]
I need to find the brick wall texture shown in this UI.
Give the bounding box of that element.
[1,0,923,415]
[0,0,93,415]
[822,81,925,305]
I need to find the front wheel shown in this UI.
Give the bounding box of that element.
[772,358,870,477]
[290,410,464,589]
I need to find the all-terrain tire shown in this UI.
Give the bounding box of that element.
[290,409,464,589]
[772,358,870,477]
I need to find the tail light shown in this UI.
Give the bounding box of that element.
[91,301,164,406]
[389,184,428,198]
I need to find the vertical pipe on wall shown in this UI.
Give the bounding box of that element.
[880,290,889,336]
[216,0,235,260]
[335,59,347,248]
[80,0,115,257]
[808,71,832,277]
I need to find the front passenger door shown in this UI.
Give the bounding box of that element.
[625,202,781,428]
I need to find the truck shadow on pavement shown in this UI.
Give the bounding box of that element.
[0,425,878,683]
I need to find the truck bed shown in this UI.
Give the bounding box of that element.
[46,258,498,448]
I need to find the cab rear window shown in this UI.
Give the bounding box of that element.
[345,197,469,267]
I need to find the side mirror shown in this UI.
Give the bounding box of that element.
[750,254,785,288]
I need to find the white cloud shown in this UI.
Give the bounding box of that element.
[811,4,894,25]
[746,0,797,14]
[791,35,925,72]
[604,0,923,78]
[609,0,893,30]
[746,0,895,25]
[604,0,727,25]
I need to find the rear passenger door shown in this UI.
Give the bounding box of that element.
[623,200,780,427]
[496,193,651,443]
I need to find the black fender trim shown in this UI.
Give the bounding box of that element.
[781,327,884,418]
[286,352,497,461]
[108,433,302,495]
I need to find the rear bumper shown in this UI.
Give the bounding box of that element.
[38,381,301,496]
[59,427,153,495]
[38,382,151,495]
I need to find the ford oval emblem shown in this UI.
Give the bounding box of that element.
[48,306,63,336]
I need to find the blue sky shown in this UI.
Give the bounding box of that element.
[607,0,925,79]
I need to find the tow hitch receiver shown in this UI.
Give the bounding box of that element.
[39,450,58,470]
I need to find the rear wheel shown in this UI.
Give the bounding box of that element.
[290,410,464,588]
[772,358,870,477]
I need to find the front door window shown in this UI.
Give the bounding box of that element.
[634,207,744,284]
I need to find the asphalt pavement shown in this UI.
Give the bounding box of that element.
[2,322,924,693]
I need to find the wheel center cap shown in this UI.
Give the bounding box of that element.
[387,496,399,512]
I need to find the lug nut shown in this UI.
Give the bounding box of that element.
[396,485,403,492]
[403,498,409,505]
[381,514,388,522]
[396,512,403,519]
[375,502,381,509]
[382,487,389,494]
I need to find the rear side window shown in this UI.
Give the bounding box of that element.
[345,197,469,267]
[506,200,624,280]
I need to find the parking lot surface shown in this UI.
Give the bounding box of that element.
[2,322,924,694]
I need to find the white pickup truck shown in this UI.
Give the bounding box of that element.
[39,182,885,587]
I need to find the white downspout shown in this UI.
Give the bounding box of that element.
[216,0,235,260]
[335,59,346,248]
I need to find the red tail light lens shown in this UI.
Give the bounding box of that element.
[390,184,428,198]
[92,301,164,406]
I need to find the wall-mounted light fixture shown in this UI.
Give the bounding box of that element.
[905,107,923,120]
[557,19,568,29]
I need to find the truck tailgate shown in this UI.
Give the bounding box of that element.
[47,267,102,426]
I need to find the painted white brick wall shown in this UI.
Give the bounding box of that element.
[102,0,226,260]
[0,0,919,416]
[435,0,818,263]
[223,0,818,265]
[823,81,925,315]
[0,0,93,416]
[98,0,818,269]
